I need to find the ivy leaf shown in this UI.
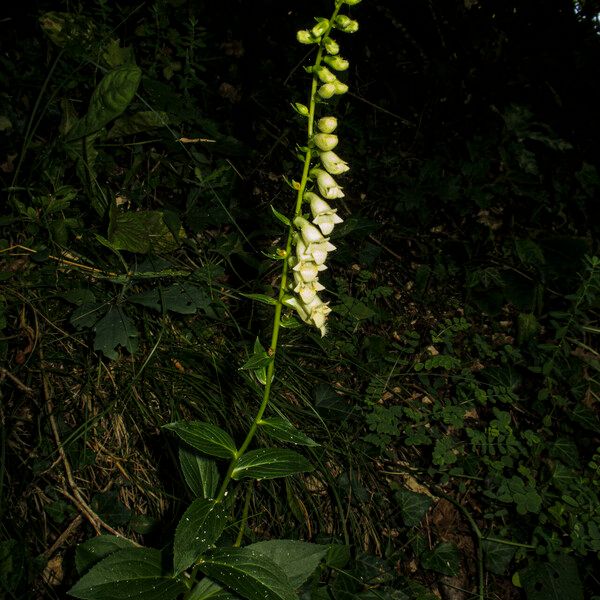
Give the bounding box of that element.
[395,488,432,527]
[482,538,516,575]
[173,499,228,575]
[421,542,460,576]
[179,448,220,499]
[198,547,297,600]
[164,421,238,459]
[247,540,327,589]
[68,548,185,600]
[259,417,319,447]
[93,306,138,360]
[75,535,136,575]
[232,448,313,480]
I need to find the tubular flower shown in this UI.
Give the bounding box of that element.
[312,168,344,199]
[294,216,325,245]
[304,295,332,335]
[308,193,343,235]
[293,273,325,304]
[292,260,326,283]
[320,150,349,175]
[313,133,338,151]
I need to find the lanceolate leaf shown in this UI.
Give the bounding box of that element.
[68,548,185,600]
[231,448,313,480]
[173,499,228,575]
[75,535,136,575]
[179,448,220,499]
[259,418,319,447]
[247,540,327,589]
[198,548,297,600]
[164,421,237,459]
[191,578,238,599]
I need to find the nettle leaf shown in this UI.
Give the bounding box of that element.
[109,210,183,254]
[421,542,460,577]
[247,540,327,589]
[173,499,228,574]
[164,421,237,459]
[68,547,185,600]
[128,283,210,315]
[395,488,432,527]
[179,448,220,499]
[107,111,170,139]
[66,65,142,140]
[259,417,319,447]
[232,448,313,480]
[521,556,583,600]
[75,535,136,575]
[93,306,138,360]
[198,547,297,600]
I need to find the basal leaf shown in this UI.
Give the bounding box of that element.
[247,540,327,589]
[173,499,228,575]
[66,65,142,140]
[259,418,319,447]
[179,448,220,499]
[68,548,185,600]
[75,535,136,575]
[198,547,297,600]
[164,421,237,459]
[231,449,313,480]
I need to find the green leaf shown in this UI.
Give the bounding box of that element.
[179,448,220,499]
[68,548,185,600]
[75,535,136,575]
[240,293,278,306]
[174,499,228,574]
[109,210,183,254]
[107,111,170,139]
[247,540,327,589]
[482,538,516,575]
[198,547,297,600]
[189,578,238,599]
[66,65,142,140]
[93,307,138,360]
[164,421,237,459]
[421,542,460,576]
[240,340,273,371]
[395,488,432,527]
[521,556,583,600]
[129,283,210,315]
[259,417,319,447]
[232,448,313,480]
[270,206,291,226]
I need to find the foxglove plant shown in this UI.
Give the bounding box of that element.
[68,3,360,600]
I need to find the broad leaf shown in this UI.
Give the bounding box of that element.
[521,556,583,600]
[164,421,237,459]
[109,210,183,254]
[75,535,136,575]
[66,65,142,140]
[93,306,138,359]
[68,548,185,600]
[174,499,228,574]
[179,448,220,499]
[232,448,313,480]
[247,540,327,588]
[198,547,297,600]
[129,283,210,315]
[259,418,319,447]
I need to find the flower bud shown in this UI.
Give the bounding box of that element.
[324,55,350,71]
[317,116,338,133]
[311,19,329,38]
[317,84,336,99]
[323,37,340,55]
[313,133,338,151]
[333,80,349,95]
[335,15,359,33]
[292,102,309,116]
[296,30,315,44]
[312,168,344,199]
[320,150,349,175]
[342,0,362,5]
[316,66,337,84]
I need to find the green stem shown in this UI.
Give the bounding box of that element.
[214,4,342,505]
[235,482,254,547]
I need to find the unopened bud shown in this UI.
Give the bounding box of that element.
[333,80,348,95]
[311,19,329,38]
[317,116,338,133]
[297,30,314,44]
[323,37,340,55]
[313,133,339,151]
[316,66,337,84]
[335,15,359,33]
[318,83,336,99]
[324,55,350,71]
